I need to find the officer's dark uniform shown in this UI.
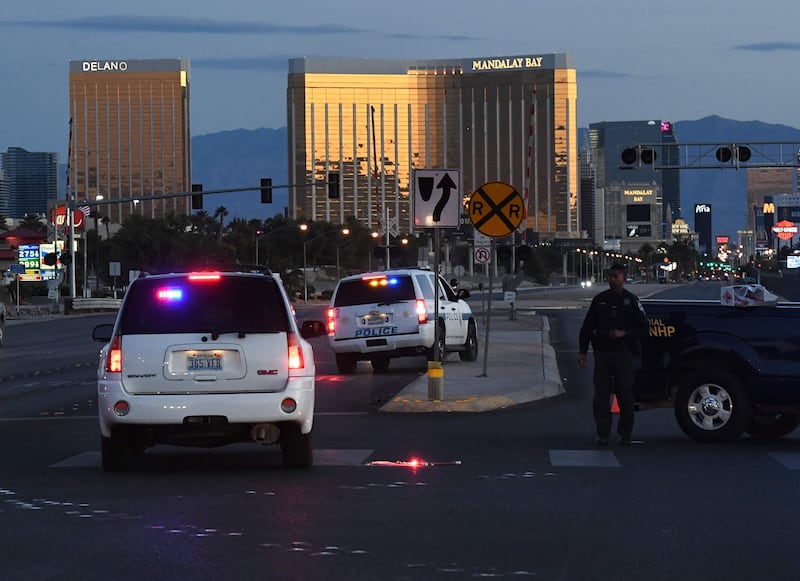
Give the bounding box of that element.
[579,287,649,442]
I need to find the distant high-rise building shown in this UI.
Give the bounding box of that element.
[659,121,681,236]
[588,120,667,252]
[1,147,59,219]
[0,171,7,219]
[286,54,579,240]
[578,141,597,241]
[68,59,192,223]
[694,203,713,255]
[745,167,795,247]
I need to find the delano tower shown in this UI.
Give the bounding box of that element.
[287,54,578,241]
[68,59,191,223]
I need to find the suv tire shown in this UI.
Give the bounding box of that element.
[427,320,446,362]
[371,356,390,372]
[335,353,358,374]
[281,423,313,469]
[459,320,478,362]
[101,427,133,472]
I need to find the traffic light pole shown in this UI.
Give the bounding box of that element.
[68,193,76,298]
[619,141,800,170]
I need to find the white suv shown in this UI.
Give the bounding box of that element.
[91,270,326,471]
[327,268,478,373]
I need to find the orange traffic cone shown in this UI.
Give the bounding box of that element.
[611,395,620,413]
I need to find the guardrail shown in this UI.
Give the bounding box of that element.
[68,298,122,313]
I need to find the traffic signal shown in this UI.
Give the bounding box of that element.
[59,252,72,266]
[260,178,272,204]
[715,145,751,164]
[620,146,657,167]
[43,252,57,266]
[191,184,203,210]
[327,172,340,199]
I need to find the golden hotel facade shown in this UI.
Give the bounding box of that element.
[68,59,192,223]
[287,54,578,240]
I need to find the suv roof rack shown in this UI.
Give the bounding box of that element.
[141,264,275,277]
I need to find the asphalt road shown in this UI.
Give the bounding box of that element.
[2,282,800,580]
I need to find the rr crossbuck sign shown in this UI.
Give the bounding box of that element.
[468,181,524,238]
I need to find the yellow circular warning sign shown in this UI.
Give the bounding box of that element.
[468,181,524,238]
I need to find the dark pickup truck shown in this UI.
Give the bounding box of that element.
[635,299,800,442]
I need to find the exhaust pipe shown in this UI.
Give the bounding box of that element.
[251,423,280,444]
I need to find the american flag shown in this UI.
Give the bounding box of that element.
[78,205,91,218]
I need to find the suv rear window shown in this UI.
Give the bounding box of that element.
[118,275,290,335]
[333,275,416,307]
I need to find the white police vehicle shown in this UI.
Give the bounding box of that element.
[91,269,326,471]
[327,268,478,373]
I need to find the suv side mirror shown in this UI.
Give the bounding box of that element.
[456,289,470,300]
[92,323,114,343]
[300,320,328,339]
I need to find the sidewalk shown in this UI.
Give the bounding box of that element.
[379,304,565,413]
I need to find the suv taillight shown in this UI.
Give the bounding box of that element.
[287,332,305,369]
[416,299,428,325]
[106,335,122,372]
[327,307,336,334]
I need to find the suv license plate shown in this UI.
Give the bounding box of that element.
[365,314,389,325]
[188,354,223,371]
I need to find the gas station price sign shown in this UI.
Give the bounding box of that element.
[17,243,42,280]
[18,244,40,270]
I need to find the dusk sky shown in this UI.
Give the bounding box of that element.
[2,0,799,158]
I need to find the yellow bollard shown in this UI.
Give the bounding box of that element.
[428,361,444,400]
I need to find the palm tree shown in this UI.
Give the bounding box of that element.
[637,242,655,282]
[20,214,47,233]
[214,206,229,242]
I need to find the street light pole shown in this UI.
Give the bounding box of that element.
[94,196,103,293]
[335,227,350,280]
[300,224,336,302]
[254,229,264,265]
[303,240,308,303]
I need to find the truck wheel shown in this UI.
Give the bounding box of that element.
[335,354,357,374]
[371,356,390,372]
[427,320,446,362]
[459,320,478,362]
[675,369,753,443]
[101,427,133,472]
[280,423,313,469]
[746,414,800,440]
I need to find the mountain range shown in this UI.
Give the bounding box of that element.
[150,116,800,239]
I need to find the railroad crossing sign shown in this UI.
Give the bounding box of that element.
[468,181,524,238]
[474,246,491,264]
[414,169,461,228]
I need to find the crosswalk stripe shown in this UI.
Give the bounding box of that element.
[44,449,800,470]
[549,450,621,467]
[50,449,375,469]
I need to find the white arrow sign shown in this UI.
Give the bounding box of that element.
[414,169,460,228]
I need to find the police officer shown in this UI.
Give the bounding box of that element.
[578,263,649,445]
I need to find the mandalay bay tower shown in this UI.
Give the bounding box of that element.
[287,54,578,240]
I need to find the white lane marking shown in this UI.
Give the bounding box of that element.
[549,449,621,468]
[769,452,800,469]
[0,416,96,422]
